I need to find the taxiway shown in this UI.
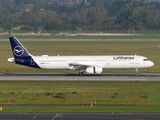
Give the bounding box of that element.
[1,112,160,120]
[0,73,160,81]
[1,38,160,41]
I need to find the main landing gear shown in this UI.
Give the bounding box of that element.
[136,68,139,76]
[79,71,84,76]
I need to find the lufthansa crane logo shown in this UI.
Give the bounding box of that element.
[13,46,24,56]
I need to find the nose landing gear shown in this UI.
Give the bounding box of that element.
[136,68,139,76]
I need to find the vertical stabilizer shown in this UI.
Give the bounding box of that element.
[9,37,31,59]
[8,37,40,68]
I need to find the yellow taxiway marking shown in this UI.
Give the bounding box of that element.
[52,114,58,120]
[32,115,37,119]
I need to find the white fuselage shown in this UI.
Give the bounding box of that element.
[32,55,154,70]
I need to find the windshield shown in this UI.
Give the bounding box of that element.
[143,59,150,61]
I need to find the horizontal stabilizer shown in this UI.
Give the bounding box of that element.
[7,58,15,63]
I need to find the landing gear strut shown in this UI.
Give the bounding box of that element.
[136,68,139,76]
[79,71,84,76]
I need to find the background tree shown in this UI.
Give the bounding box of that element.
[0,0,160,31]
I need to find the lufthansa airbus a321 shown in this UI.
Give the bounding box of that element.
[7,37,154,75]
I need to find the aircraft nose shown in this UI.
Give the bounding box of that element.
[150,61,154,67]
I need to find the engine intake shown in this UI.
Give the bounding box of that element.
[85,66,103,74]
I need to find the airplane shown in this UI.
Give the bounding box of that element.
[7,37,154,75]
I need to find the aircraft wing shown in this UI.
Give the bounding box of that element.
[69,62,92,70]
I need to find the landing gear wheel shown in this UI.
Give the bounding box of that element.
[79,71,84,76]
[136,68,139,76]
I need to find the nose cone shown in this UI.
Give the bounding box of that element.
[149,61,154,67]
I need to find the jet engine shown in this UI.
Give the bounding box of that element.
[85,66,103,74]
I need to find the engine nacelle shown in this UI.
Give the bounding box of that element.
[85,66,103,74]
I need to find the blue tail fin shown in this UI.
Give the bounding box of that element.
[9,37,40,69]
[9,37,30,58]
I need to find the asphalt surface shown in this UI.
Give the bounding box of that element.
[0,73,160,81]
[1,38,160,41]
[1,112,160,120]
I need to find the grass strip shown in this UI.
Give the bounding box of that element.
[1,106,160,112]
[0,81,160,106]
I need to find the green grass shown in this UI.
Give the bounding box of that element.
[0,40,159,73]
[0,81,160,106]
[1,81,160,112]
[2,106,160,112]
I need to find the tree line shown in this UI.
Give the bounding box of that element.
[0,0,160,31]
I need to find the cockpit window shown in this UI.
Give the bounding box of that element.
[143,59,150,61]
